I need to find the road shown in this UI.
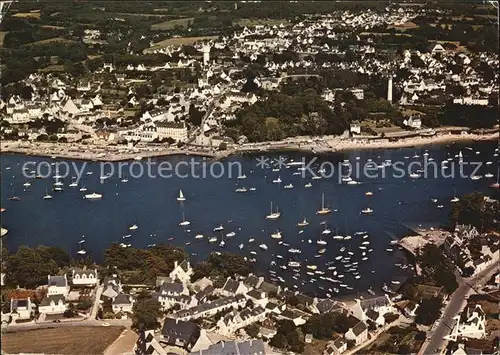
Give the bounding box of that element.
[3,318,131,333]
[419,262,499,355]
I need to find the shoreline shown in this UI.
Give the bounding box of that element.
[1,131,498,162]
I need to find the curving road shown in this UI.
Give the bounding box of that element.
[419,262,499,355]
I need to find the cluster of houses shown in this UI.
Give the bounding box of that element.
[129,259,401,355]
[2,268,98,323]
[443,224,500,277]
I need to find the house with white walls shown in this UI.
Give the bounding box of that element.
[112,293,134,314]
[350,295,394,322]
[169,260,193,284]
[38,294,67,315]
[47,275,70,297]
[174,294,246,321]
[445,305,487,341]
[218,278,249,297]
[215,306,267,336]
[344,319,368,345]
[72,268,98,286]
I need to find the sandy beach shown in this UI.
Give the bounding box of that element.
[0,131,498,162]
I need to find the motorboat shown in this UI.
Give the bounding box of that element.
[271,230,282,239]
[237,174,247,179]
[361,207,373,214]
[284,183,293,189]
[84,192,102,200]
[272,177,282,183]
[305,183,312,188]
[259,243,268,250]
[179,213,190,226]
[208,237,217,243]
[235,187,248,193]
[79,186,87,192]
[195,234,204,239]
[213,225,224,232]
[129,224,139,230]
[365,191,373,196]
[43,189,52,200]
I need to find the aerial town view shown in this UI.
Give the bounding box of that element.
[0,0,499,354]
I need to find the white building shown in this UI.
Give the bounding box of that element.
[38,295,67,315]
[403,116,422,129]
[156,121,188,142]
[112,293,134,314]
[218,278,249,297]
[10,298,33,319]
[324,337,347,355]
[47,275,70,297]
[169,260,193,284]
[344,320,368,346]
[445,305,486,341]
[215,306,267,336]
[175,294,246,321]
[72,268,98,286]
[350,295,394,322]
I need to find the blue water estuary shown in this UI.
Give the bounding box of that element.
[1,140,498,297]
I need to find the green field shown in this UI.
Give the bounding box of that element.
[151,17,193,30]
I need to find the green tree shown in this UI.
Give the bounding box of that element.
[245,323,260,338]
[415,297,442,326]
[270,332,287,349]
[132,298,162,330]
[6,246,59,288]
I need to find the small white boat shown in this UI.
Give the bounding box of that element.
[208,237,217,243]
[122,235,131,239]
[237,174,247,179]
[219,240,225,247]
[284,183,294,189]
[177,190,186,201]
[297,218,309,227]
[317,239,327,245]
[226,232,236,237]
[86,172,93,175]
[365,191,373,196]
[305,183,312,188]
[249,187,257,191]
[485,173,494,178]
[69,181,78,187]
[179,213,190,226]
[121,178,128,183]
[23,181,31,188]
[259,243,268,250]
[266,202,281,220]
[288,261,301,267]
[195,234,204,239]
[272,177,282,183]
[344,235,352,240]
[431,198,438,203]
[43,189,52,200]
[235,187,248,193]
[79,186,87,192]
[239,244,244,249]
[470,175,482,181]
[333,235,344,240]
[77,249,87,255]
[361,207,373,214]
[271,231,282,239]
[409,173,421,179]
[129,224,138,230]
[386,248,393,252]
[437,205,444,209]
[213,225,224,232]
[288,248,301,254]
[450,197,460,203]
[316,193,332,215]
[84,192,102,200]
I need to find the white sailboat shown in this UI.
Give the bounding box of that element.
[177,190,186,202]
[450,189,459,203]
[77,240,87,255]
[272,176,282,183]
[43,189,52,200]
[297,218,309,227]
[316,193,331,215]
[266,201,281,220]
[79,185,87,192]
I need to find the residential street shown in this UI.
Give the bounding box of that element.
[418,262,499,355]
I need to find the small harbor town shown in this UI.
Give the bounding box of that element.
[0,1,499,355]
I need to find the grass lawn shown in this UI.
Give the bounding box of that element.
[2,326,125,355]
[151,17,193,30]
[235,18,286,27]
[149,35,218,49]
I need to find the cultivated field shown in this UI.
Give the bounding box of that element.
[151,17,193,30]
[149,35,218,49]
[2,326,125,355]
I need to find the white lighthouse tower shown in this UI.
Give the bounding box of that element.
[387,76,393,104]
[202,44,211,66]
